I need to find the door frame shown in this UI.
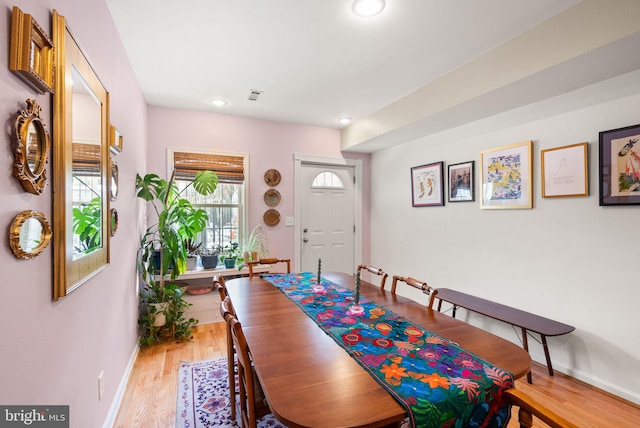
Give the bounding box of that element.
[293,153,362,273]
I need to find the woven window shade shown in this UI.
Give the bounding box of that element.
[173,152,244,183]
[72,143,101,176]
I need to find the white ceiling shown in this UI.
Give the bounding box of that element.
[106,0,581,134]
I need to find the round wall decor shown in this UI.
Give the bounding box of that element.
[264,169,281,187]
[263,209,281,226]
[264,189,281,207]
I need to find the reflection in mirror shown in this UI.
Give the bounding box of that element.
[9,210,52,259]
[13,99,49,194]
[53,11,109,300]
[71,68,103,259]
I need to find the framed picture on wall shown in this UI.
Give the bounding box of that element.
[447,161,474,202]
[599,123,640,206]
[411,161,444,207]
[480,140,533,209]
[541,142,588,198]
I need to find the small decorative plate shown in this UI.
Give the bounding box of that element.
[264,169,281,187]
[263,209,281,226]
[264,189,281,207]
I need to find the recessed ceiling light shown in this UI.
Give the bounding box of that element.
[352,0,385,17]
[209,98,228,107]
[337,117,353,125]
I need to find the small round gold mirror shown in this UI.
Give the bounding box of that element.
[13,99,50,195]
[9,210,52,259]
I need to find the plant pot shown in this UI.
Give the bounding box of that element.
[149,302,169,327]
[186,256,199,271]
[224,257,236,268]
[201,255,219,269]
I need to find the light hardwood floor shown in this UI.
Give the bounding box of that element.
[114,322,640,427]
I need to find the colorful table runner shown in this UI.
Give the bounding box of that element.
[262,272,514,428]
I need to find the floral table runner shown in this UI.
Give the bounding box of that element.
[262,272,514,428]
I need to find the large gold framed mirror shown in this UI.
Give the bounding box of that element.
[9,210,52,259]
[53,10,110,300]
[13,99,50,194]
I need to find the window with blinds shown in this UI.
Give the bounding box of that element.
[171,150,248,259]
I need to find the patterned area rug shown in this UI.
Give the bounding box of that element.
[175,357,287,427]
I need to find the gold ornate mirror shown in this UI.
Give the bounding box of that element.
[53,11,110,300]
[9,210,52,259]
[13,99,50,194]
[110,158,118,201]
[110,208,118,237]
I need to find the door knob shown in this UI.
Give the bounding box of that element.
[303,228,308,233]
[303,238,308,243]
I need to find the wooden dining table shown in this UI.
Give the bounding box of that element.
[225,272,532,428]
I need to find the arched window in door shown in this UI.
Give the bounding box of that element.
[311,171,344,189]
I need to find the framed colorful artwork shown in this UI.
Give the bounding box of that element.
[480,141,533,209]
[411,161,444,207]
[541,143,588,198]
[599,124,640,206]
[448,161,474,202]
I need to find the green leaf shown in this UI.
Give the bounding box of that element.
[193,170,219,196]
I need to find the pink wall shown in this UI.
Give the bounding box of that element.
[147,106,371,266]
[0,2,370,426]
[0,1,147,427]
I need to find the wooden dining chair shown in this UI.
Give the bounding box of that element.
[391,275,438,309]
[357,264,388,289]
[504,388,579,428]
[213,274,228,299]
[229,317,271,428]
[247,257,291,277]
[219,297,237,420]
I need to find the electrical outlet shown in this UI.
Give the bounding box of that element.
[98,371,104,400]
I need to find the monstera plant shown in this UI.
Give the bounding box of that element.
[136,169,218,344]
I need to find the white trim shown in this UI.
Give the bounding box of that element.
[102,344,139,428]
[293,153,362,272]
[165,147,250,241]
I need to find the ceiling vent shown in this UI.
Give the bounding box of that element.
[248,90,263,101]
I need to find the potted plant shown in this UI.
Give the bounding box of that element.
[136,169,218,345]
[200,245,220,269]
[221,242,241,269]
[184,238,202,271]
[242,224,268,263]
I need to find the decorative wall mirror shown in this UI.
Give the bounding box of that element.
[13,99,50,194]
[110,208,118,237]
[52,10,110,300]
[9,6,55,93]
[9,210,52,259]
[109,124,123,154]
[110,158,119,201]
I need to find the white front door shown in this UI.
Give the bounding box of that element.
[296,158,360,274]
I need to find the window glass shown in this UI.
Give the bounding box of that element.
[176,180,241,252]
[311,171,344,188]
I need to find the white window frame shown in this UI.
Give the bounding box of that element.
[167,147,250,247]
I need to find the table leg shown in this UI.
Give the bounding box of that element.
[452,304,457,318]
[522,327,532,384]
[541,335,554,376]
[437,299,442,312]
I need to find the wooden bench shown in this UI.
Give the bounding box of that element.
[435,288,575,383]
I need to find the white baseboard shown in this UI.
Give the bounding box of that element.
[103,344,140,428]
